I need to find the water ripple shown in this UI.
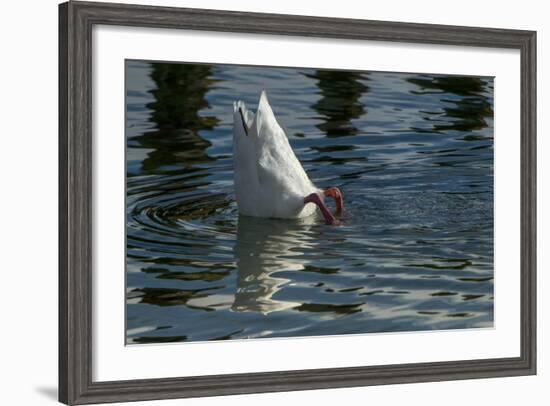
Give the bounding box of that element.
[126,61,494,344]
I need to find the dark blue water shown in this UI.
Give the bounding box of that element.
[126,60,494,344]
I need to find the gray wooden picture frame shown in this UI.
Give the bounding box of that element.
[59,1,537,404]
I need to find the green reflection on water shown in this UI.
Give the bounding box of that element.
[306,70,369,137]
[409,75,493,133]
[132,63,219,174]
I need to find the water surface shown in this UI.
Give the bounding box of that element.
[126,60,494,344]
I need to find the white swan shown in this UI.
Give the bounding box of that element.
[233,90,343,225]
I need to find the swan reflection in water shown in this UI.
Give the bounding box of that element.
[232,215,318,314]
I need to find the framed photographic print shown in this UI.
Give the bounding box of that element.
[59,1,536,404]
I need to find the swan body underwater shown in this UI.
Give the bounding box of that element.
[233,90,343,225]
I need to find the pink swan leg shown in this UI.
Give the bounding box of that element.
[304,192,339,225]
[323,187,343,214]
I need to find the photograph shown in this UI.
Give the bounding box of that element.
[125,60,495,344]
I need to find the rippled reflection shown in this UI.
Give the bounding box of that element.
[233,216,317,314]
[306,70,369,137]
[408,75,494,133]
[129,63,219,175]
[125,60,494,344]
